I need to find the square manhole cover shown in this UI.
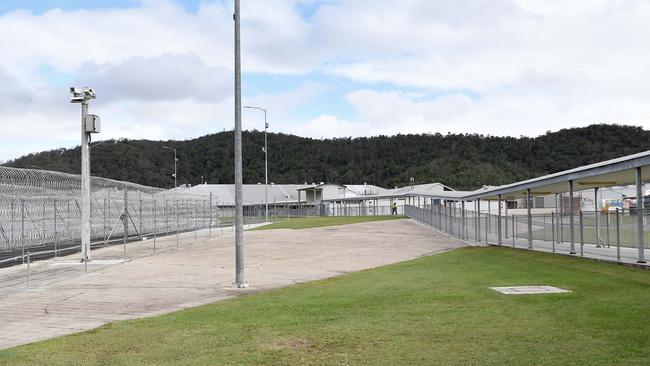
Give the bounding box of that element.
[490,286,570,295]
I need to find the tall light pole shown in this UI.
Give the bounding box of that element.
[70,87,100,262]
[161,146,177,188]
[234,0,246,288]
[244,105,269,222]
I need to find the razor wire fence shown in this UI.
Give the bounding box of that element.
[0,166,234,262]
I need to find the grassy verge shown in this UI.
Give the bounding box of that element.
[2,247,650,365]
[252,215,406,230]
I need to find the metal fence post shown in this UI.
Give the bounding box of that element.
[616,208,621,262]
[579,210,584,256]
[527,188,533,250]
[53,199,58,258]
[449,203,453,236]
[165,196,169,235]
[123,187,128,263]
[103,198,107,247]
[26,251,31,289]
[176,199,180,248]
[487,200,491,234]
[461,201,466,239]
[209,192,213,239]
[557,207,565,243]
[594,187,601,247]
[485,211,489,244]
[194,201,198,244]
[504,201,509,239]
[569,180,576,254]
[476,198,481,242]
[138,191,143,239]
[551,212,555,252]
[201,200,206,229]
[512,214,517,248]
[153,198,157,255]
[21,199,25,264]
[606,211,610,248]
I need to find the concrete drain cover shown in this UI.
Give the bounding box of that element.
[490,286,570,295]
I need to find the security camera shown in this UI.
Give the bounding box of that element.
[70,86,87,102]
[82,87,96,98]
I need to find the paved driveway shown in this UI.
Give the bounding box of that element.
[0,219,464,349]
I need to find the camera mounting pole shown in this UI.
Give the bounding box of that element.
[70,87,99,264]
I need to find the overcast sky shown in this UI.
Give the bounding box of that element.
[0,0,649,161]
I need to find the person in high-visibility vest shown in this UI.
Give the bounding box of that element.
[391,201,398,215]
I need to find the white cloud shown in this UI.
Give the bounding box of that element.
[1,0,650,161]
[76,53,231,103]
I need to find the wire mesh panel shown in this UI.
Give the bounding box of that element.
[404,195,650,265]
[0,167,219,259]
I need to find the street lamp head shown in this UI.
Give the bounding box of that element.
[244,105,265,112]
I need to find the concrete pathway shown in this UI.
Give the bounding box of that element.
[0,219,464,350]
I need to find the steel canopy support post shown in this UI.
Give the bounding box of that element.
[569,180,576,254]
[636,167,646,263]
[527,189,533,249]
[497,194,502,245]
[234,0,246,287]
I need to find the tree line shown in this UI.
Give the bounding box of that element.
[5,124,649,191]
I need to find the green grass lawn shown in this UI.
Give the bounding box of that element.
[252,215,406,230]
[2,247,650,365]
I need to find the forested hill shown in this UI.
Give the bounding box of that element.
[5,124,650,191]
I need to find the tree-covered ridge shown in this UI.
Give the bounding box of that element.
[5,124,649,191]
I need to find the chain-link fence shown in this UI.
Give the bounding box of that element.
[0,167,232,264]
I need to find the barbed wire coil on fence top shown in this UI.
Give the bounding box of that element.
[0,166,223,254]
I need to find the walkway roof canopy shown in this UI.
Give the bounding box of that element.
[434,150,650,201]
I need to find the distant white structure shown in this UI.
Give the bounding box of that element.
[164,182,454,209]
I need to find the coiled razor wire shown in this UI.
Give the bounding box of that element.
[0,166,239,254]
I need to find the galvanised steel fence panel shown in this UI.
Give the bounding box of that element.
[404,198,650,264]
[0,167,223,261]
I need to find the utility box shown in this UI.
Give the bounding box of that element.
[84,114,101,133]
